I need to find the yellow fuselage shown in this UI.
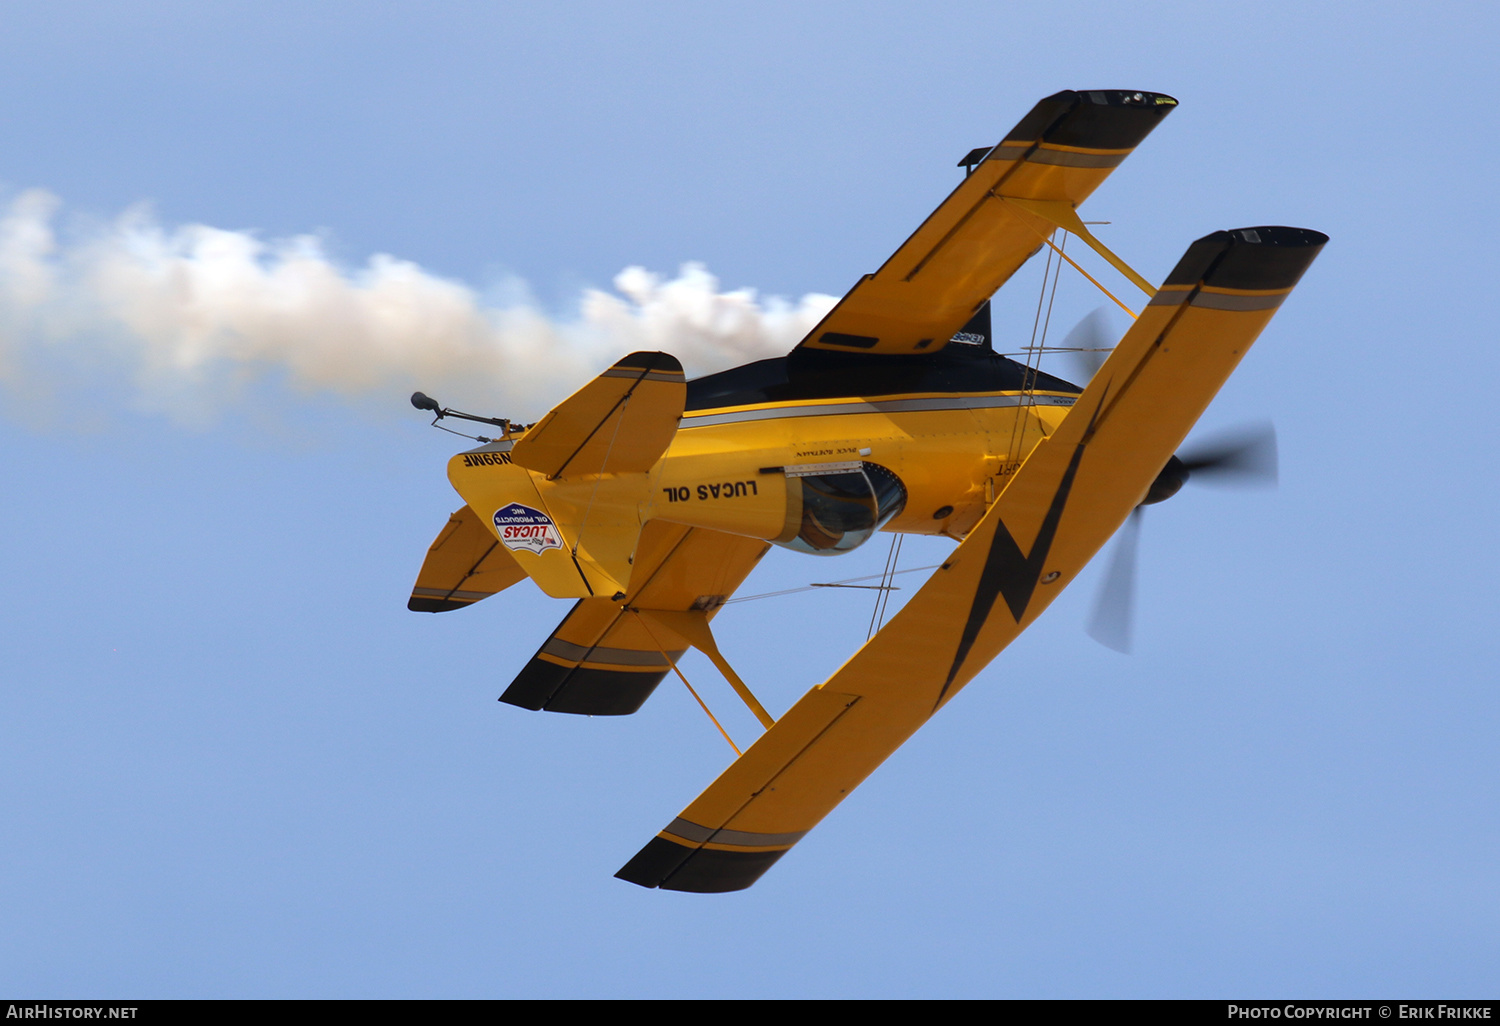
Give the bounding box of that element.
[651,391,1074,539]
[447,388,1079,600]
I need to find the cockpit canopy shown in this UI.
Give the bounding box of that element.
[775,462,907,555]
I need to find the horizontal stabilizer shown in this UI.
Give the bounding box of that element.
[500,523,770,715]
[408,505,526,612]
[501,598,682,715]
[509,351,685,479]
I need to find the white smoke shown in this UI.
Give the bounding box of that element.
[0,188,838,424]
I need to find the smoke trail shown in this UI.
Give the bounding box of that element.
[0,189,838,424]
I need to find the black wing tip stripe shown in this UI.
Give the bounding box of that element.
[656,848,788,893]
[1163,226,1328,292]
[500,660,668,716]
[616,836,695,889]
[1003,92,1076,145]
[611,351,685,376]
[1002,89,1177,152]
[616,836,788,893]
[499,657,571,710]
[541,667,668,716]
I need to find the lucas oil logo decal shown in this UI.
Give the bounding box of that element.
[493,503,563,555]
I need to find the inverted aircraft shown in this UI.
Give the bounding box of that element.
[407,90,1326,892]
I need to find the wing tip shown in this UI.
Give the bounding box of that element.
[501,656,667,716]
[615,835,789,893]
[407,595,474,613]
[1004,89,1178,150]
[615,836,694,889]
[1165,226,1329,292]
[611,350,685,377]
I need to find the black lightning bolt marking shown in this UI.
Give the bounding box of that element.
[935,390,1108,708]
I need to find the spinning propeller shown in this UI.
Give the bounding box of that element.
[1055,310,1280,653]
[1060,306,1115,383]
[1084,423,1278,653]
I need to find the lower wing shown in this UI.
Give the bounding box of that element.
[500,522,770,715]
[619,225,1327,891]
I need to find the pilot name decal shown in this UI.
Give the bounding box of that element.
[461,451,512,467]
[795,446,862,459]
[493,503,563,554]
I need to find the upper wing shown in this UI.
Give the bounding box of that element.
[500,521,770,715]
[509,351,685,479]
[619,225,1327,891]
[408,504,527,612]
[798,89,1177,356]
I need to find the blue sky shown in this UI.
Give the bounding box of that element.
[2,0,1497,998]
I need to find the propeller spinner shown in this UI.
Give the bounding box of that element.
[1085,424,1279,653]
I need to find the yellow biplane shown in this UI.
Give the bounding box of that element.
[408,90,1325,892]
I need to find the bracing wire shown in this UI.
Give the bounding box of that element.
[866,534,905,640]
[1037,232,1067,377]
[1004,231,1063,467]
[725,563,942,605]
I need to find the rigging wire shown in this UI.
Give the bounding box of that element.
[724,563,943,605]
[1032,230,1068,392]
[1004,231,1062,467]
[866,534,905,640]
